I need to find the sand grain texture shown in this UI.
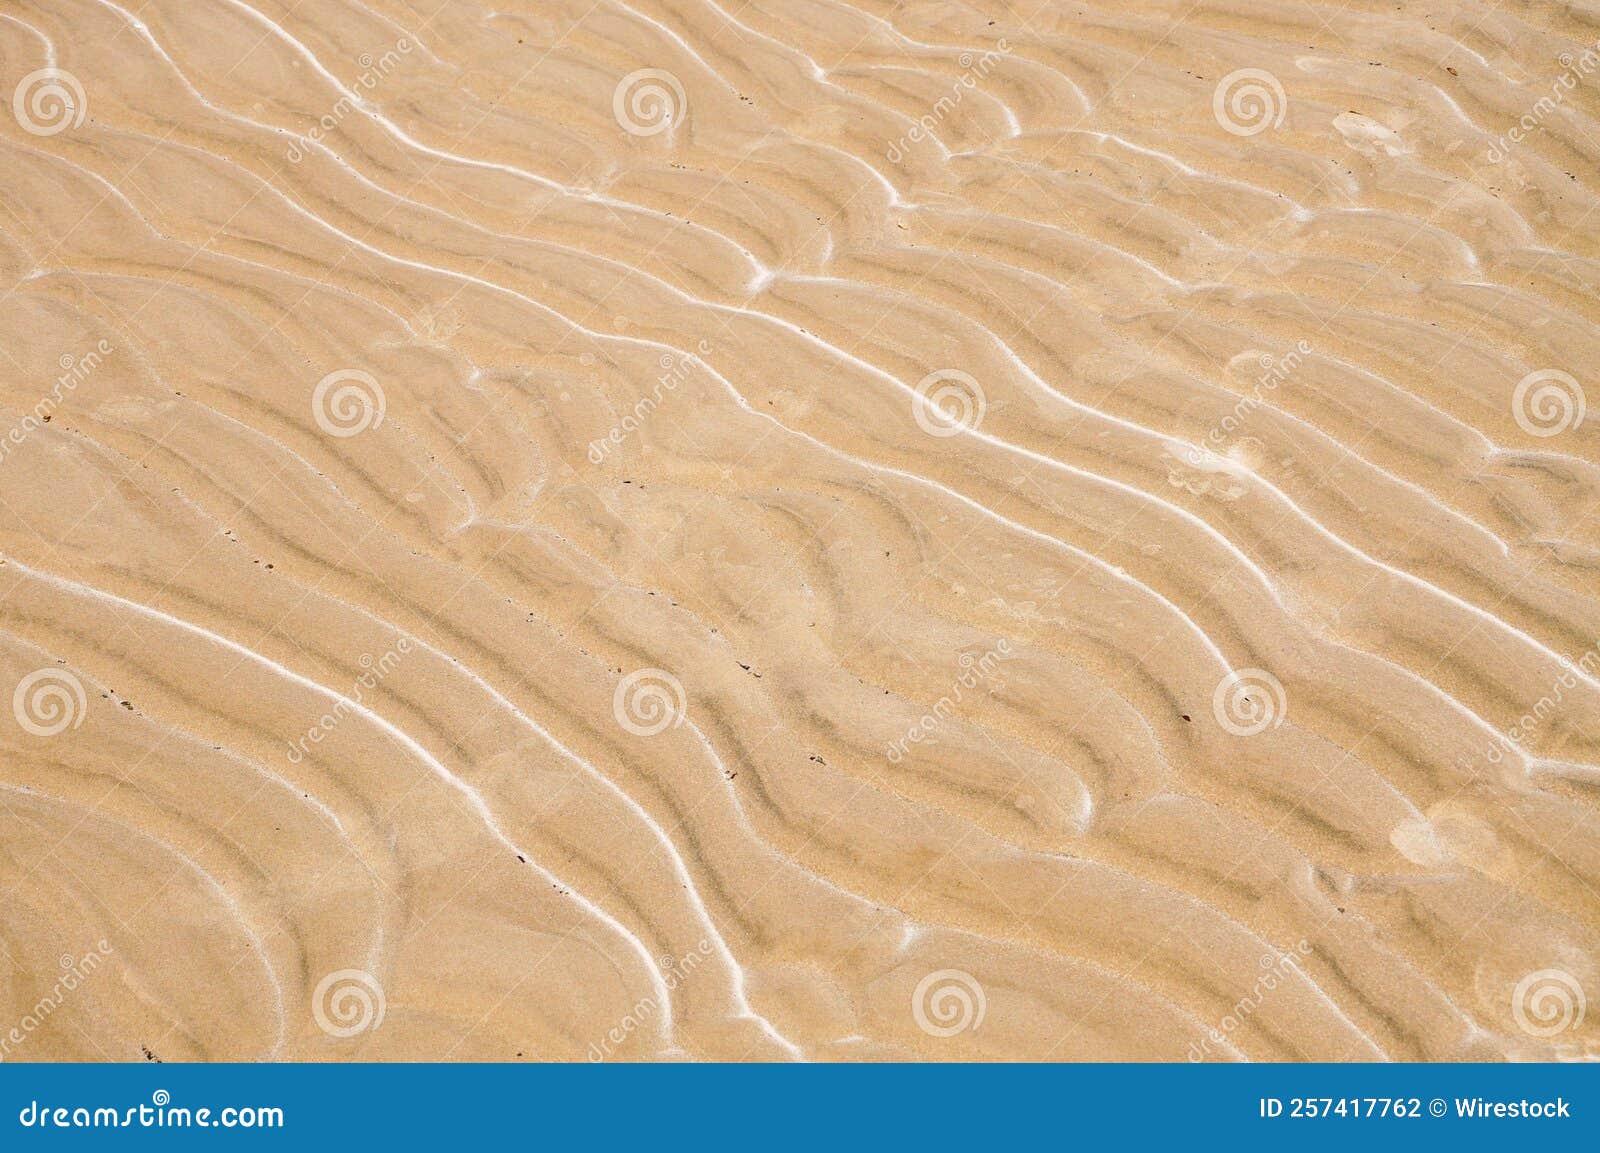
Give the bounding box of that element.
[1,0,1599,1061]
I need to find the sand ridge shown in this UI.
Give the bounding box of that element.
[0,0,1598,1061]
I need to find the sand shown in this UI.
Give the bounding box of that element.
[0,0,1598,1062]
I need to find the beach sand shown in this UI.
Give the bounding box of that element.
[1,0,1598,1061]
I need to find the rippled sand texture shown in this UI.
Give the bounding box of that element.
[2,0,1600,1063]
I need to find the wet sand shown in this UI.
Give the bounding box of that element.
[1,0,1598,1061]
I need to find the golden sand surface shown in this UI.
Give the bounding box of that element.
[1,0,1598,1062]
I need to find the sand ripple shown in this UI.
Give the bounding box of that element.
[1,0,1598,1061]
